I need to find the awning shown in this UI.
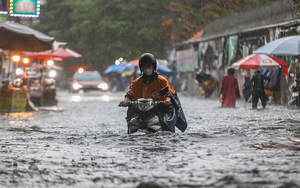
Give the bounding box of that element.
[0,21,55,52]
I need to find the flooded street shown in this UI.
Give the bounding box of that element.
[1,89,300,188]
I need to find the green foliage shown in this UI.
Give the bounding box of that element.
[33,0,81,68]
[34,0,272,71]
[291,0,300,17]
[34,0,170,71]
[34,0,74,45]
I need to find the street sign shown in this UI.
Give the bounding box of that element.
[9,0,40,17]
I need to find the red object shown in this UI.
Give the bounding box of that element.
[220,74,241,108]
[282,67,288,75]
[183,30,204,44]
[22,47,82,59]
[232,54,287,70]
[292,86,298,92]
[201,80,218,91]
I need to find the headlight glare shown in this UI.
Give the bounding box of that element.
[98,83,108,90]
[73,83,83,90]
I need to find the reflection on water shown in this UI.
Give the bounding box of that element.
[100,95,112,102]
[71,94,113,102]
[1,90,300,188]
[7,112,35,119]
[71,95,82,102]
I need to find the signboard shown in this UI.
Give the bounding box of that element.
[0,14,9,21]
[9,0,40,17]
[176,49,195,72]
[0,89,27,112]
[25,67,37,78]
[228,35,237,66]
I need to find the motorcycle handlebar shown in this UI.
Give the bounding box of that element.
[118,102,133,107]
[118,101,165,107]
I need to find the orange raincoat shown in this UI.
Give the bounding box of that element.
[126,75,175,101]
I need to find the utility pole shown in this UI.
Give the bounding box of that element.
[171,0,181,45]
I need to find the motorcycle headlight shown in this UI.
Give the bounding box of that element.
[136,99,154,111]
[98,83,108,90]
[73,83,83,90]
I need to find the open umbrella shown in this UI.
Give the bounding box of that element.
[22,47,82,59]
[124,59,175,76]
[156,64,176,76]
[232,54,287,70]
[103,63,126,74]
[253,36,300,56]
[0,21,55,52]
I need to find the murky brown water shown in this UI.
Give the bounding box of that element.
[1,90,300,188]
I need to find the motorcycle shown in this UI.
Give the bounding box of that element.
[118,86,175,134]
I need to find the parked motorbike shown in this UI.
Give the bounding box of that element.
[118,86,173,134]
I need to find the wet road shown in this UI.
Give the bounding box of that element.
[1,89,300,188]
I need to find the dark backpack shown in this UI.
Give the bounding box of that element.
[256,74,264,91]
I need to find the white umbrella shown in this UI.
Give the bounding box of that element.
[253,36,300,56]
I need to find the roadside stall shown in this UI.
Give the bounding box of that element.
[21,61,61,107]
[22,47,82,106]
[0,21,55,112]
[29,62,62,106]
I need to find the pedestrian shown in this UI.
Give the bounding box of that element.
[195,67,218,99]
[241,71,251,103]
[250,70,270,109]
[119,53,187,133]
[219,67,241,108]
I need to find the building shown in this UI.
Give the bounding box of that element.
[171,0,299,104]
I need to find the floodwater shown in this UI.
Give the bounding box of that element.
[1,89,300,188]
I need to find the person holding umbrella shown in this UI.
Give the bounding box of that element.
[250,70,270,109]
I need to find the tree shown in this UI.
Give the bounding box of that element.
[291,0,300,17]
[162,0,271,44]
[34,0,171,71]
[33,0,82,68]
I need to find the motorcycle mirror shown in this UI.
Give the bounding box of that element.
[159,86,169,96]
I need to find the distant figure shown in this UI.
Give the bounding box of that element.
[196,68,218,99]
[250,70,270,109]
[242,71,251,103]
[220,67,241,108]
[130,66,139,83]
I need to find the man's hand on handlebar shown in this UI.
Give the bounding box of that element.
[164,97,171,106]
[119,97,131,106]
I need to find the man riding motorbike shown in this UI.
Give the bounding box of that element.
[119,53,187,134]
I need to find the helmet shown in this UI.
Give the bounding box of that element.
[138,53,157,72]
[227,66,235,74]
